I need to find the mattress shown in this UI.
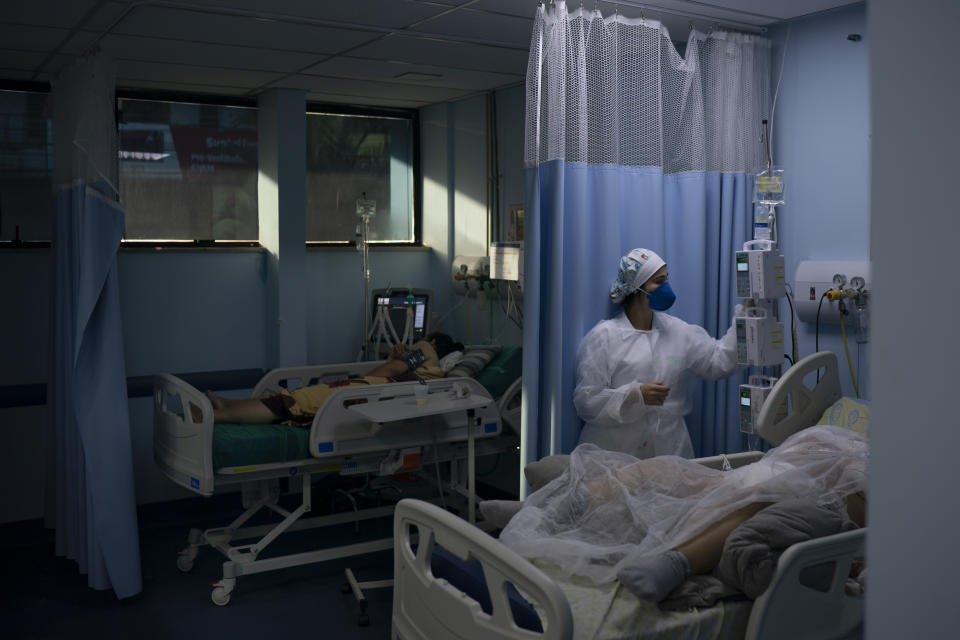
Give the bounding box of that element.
[212,423,311,469]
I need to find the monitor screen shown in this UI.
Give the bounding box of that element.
[370,289,431,344]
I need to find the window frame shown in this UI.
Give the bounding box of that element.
[0,87,423,250]
[116,90,261,249]
[304,101,422,249]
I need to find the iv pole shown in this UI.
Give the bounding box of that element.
[357,193,375,361]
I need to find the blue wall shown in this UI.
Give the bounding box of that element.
[768,3,871,399]
[0,88,524,522]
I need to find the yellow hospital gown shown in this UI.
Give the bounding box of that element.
[282,365,446,418]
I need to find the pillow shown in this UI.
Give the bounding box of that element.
[447,346,501,378]
[817,397,870,436]
[524,454,570,492]
[439,350,464,372]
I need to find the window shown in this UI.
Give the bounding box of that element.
[0,89,54,243]
[305,111,416,244]
[118,99,258,242]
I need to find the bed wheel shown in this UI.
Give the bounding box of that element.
[357,613,370,627]
[211,586,231,606]
[176,555,195,572]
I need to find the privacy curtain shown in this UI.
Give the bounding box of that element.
[45,54,142,598]
[521,2,770,489]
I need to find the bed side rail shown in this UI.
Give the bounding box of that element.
[153,373,215,496]
[309,377,501,459]
[392,498,573,640]
[757,351,843,446]
[745,527,865,640]
[252,361,387,397]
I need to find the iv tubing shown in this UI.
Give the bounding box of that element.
[839,314,861,399]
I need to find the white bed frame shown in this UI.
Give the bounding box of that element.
[392,351,865,640]
[153,361,516,606]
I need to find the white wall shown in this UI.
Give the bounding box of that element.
[768,4,871,399]
[866,0,960,637]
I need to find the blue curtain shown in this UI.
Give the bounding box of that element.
[47,183,142,597]
[522,163,752,476]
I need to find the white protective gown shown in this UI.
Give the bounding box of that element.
[574,309,739,458]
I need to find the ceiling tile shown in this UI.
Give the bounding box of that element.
[0,24,71,51]
[303,56,522,91]
[0,49,47,70]
[116,60,285,90]
[468,0,541,19]
[350,34,528,75]
[409,8,533,47]
[111,6,380,54]
[100,34,322,73]
[0,0,102,29]
[160,0,448,29]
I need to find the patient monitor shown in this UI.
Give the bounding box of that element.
[368,288,432,357]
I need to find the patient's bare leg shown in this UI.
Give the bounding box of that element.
[675,502,774,575]
[618,502,773,602]
[195,391,280,424]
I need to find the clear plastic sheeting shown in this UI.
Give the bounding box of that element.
[499,425,867,585]
[525,1,771,173]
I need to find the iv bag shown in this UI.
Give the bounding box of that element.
[753,168,785,206]
[356,197,376,217]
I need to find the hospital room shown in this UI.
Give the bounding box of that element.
[0,0,955,638]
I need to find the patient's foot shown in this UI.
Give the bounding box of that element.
[618,549,691,602]
[206,390,228,410]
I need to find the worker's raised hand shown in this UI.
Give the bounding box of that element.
[640,382,670,406]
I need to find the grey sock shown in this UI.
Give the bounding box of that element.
[617,550,691,602]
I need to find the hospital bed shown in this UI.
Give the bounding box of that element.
[153,346,522,606]
[391,351,867,640]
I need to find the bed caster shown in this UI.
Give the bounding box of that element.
[176,555,195,572]
[211,586,231,606]
[357,613,370,627]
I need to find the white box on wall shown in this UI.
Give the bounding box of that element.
[794,260,871,324]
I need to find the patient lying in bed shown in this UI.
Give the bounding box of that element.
[483,424,868,606]
[203,333,463,426]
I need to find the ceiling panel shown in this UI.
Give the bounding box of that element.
[0,50,49,71]
[470,0,541,19]
[0,0,104,29]
[0,24,73,52]
[350,35,529,74]
[408,8,534,46]
[303,56,523,91]
[110,6,380,54]
[100,34,322,73]
[160,0,449,29]
[275,74,468,103]
[116,60,285,89]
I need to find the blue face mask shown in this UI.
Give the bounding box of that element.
[643,281,676,311]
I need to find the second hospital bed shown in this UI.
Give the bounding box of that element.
[153,345,522,605]
[391,351,868,640]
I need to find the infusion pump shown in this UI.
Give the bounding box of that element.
[735,239,785,300]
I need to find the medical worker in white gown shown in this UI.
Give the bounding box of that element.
[574,248,742,459]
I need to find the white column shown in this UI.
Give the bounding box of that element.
[258,88,307,369]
